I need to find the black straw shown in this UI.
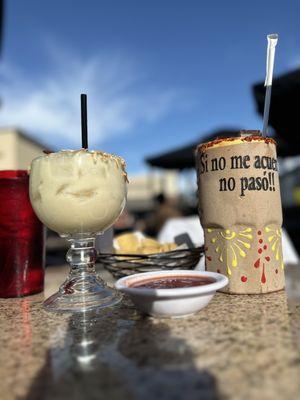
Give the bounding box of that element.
[81,94,88,149]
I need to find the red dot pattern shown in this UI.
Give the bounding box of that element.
[241,276,247,282]
[255,230,273,284]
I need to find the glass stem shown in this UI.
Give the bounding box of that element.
[61,237,103,293]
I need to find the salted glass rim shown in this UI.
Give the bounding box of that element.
[30,149,126,164]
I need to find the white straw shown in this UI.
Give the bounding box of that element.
[262,34,278,136]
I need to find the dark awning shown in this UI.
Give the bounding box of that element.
[145,129,241,170]
[253,68,300,157]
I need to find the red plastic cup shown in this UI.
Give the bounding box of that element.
[0,170,45,297]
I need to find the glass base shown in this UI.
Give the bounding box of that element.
[43,237,122,313]
[44,275,122,313]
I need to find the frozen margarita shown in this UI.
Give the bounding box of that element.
[29,149,127,236]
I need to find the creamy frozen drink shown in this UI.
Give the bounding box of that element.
[30,150,127,236]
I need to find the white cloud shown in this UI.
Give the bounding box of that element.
[0,46,182,149]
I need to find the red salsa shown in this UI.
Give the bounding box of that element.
[130,276,215,289]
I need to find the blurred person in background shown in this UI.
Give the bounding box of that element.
[144,193,182,237]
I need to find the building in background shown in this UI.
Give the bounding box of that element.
[0,128,48,170]
[127,170,180,213]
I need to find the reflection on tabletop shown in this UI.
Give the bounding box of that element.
[1,264,300,400]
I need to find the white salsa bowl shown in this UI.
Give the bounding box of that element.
[115,270,228,318]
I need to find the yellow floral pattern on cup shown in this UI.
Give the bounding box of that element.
[265,226,284,269]
[206,227,253,275]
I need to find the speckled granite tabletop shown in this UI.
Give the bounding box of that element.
[1,265,300,400]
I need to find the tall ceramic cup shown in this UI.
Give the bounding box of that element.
[196,131,284,294]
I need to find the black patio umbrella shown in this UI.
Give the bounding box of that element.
[146,129,241,170]
[253,68,300,157]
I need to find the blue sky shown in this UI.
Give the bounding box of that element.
[1,0,300,173]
